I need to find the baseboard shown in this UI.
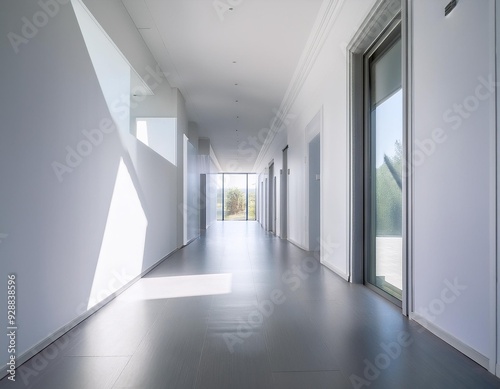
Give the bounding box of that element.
[184,234,199,246]
[321,260,349,281]
[287,237,309,251]
[0,243,189,380]
[410,312,489,369]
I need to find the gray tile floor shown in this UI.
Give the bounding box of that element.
[2,221,500,388]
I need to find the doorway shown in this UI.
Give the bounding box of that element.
[268,162,275,233]
[281,146,288,239]
[265,178,268,230]
[309,134,321,251]
[364,21,403,303]
[216,174,257,221]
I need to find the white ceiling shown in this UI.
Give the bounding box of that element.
[123,0,324,171]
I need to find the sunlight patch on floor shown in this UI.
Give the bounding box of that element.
[117,273,233,301]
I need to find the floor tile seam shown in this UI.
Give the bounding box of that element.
[260,313,281,387]
[112,300,172,365]
[63,354,134,358]
[271,369,343,373]
[99,354,131,389]
[193,321,210,389]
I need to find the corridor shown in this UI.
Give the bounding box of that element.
[2,222,500,389]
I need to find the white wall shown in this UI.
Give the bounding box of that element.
[497,1,500,374]
[130,83,178,135]
[136,117,177,165]
[256,126,287,236]
[81,0,159,85]
[1,0,497,376]
[72,0,131,135]
[186,137,200,242]
[80,0,178,138]
[177,90,190,246]
[199,139,221,230]
[254,0,377,274]
[0,0,186,370]
[412,0,495,363]
[128,73,177,139]
[204,0,499,373]
[255,0,497,369]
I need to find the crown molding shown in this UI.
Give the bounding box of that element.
[253,0,345,171]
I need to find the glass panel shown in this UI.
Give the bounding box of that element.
[367,34,403,301]
[216,173,258,221]
[372,90,403,298]
[224,174,247,221]
[371,40,402,107]
[248,174,257,220]
[216,174,223,221]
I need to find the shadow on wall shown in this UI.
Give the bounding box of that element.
[0,0,182,369]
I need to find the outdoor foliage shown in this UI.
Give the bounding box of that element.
[376,141,402,236]
[248,191,256,220]
[225,187,246,215]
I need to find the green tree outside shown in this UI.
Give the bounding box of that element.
[376,141,402,236]
[248,191,256,220]
[225,187,246,217]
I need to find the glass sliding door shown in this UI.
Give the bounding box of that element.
[216,174,223,221]
[224,174,247,221]
[365,23,403,302]
[217,174,257,221]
